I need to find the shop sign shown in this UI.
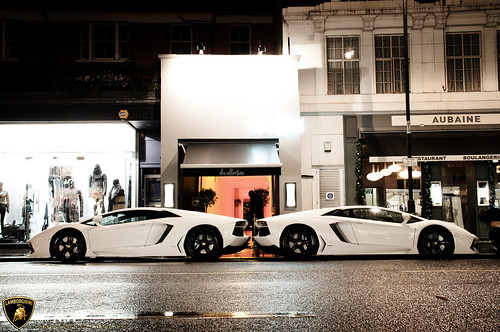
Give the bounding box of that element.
[370,154,500,163]
[219,169,246,176]
[391,113,500,127]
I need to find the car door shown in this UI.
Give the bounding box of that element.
[88,210,153,250]
[348,208,415,251]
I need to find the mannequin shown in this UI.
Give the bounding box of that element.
[22,185,33,241]
[63,179,83,222]
[89,164,107,215]
[108,179,125,211]
[0,181,9,238]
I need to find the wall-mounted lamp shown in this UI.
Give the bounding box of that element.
[197,42,205,55]
[258,40,266,55]
[285,182,297,208]
[164,183,175,208]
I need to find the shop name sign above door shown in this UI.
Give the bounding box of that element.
[219,169,245,176]
[392,113,500,127]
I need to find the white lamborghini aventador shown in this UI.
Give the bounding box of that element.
[27,208,249,262]
[254,206,478,259]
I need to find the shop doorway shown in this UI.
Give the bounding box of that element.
[181,175,278,222]
[440,162,474,231]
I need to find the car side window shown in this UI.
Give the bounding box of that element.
[100,212,147,226]
[375,210,403,223]
[351,208,372,220]
[323,209,351,217]
[146,210,180,219]
[99,210,180,226]
[350,208,403,223]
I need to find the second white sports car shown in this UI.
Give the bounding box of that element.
[27,208,249,262]
[254,206,478,259]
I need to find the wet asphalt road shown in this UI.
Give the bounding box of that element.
[0,257,499,331]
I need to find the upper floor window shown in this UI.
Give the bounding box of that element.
[171,25,192,54]
[446,32,481,92]
[327,36,360,94]
[0,20,16,60]
[375,35,405,94]
[230,25,250,55]
[79,23,129,61]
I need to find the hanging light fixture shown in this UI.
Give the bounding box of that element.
[367,164,382,181]
[380,163,391,177]
[388,162,402,173]
[399,168,421,179]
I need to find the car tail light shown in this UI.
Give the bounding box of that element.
[232,220,247,236]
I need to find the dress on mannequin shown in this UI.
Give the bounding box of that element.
[89,164,107,215]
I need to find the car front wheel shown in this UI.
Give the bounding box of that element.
[280,225,318,259]
[184,226,223,261]
[51,229,86,263]
[417,227,455,259]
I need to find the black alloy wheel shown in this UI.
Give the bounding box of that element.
[417,227,455,258]
[184,226,223,261]
[280,225,319,259]
[51,229,86,263]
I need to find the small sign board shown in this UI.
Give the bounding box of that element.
[118,110,129,120]
[403,157,418,167]
[326,192,335,200]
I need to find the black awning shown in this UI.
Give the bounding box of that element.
[362,131,500,162]
[179,140,282,176]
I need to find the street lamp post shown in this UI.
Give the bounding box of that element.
[403,0,415,213]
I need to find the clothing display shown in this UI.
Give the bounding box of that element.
[89,164,107,215]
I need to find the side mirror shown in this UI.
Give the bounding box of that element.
[93,215,103,226]
[401,213,411,223]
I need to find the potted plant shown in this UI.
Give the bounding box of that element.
[198,188,217,212]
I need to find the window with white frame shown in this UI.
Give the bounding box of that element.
[79,23,129,61]
[229,25,250,55]
[171,25,192,54]
[446,32,481,92]
[327,36,360,95]
[375,35,405,94]
[0,20,16,60]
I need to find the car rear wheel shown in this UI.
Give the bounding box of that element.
[50,229,86,263]
[280,225,318,259]
[417,227,455,259]
[184,226,223,261]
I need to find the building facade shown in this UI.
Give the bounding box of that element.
[0,2,283,242]
[285,0,500,237]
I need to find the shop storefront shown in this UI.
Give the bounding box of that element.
[360,120,500,238]
[177,139,281,223]
[0,122,138,242]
